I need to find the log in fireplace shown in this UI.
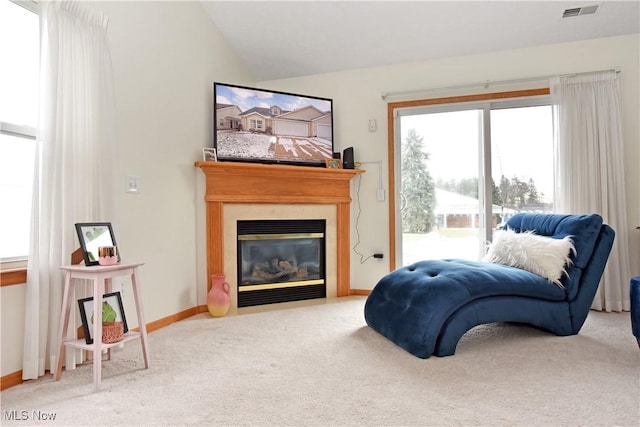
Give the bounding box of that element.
[237,219,326,307]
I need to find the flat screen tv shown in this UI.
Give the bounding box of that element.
[213,82,334,167]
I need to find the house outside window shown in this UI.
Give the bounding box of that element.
[0,0,39,269]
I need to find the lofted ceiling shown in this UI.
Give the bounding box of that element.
[200,1,640,82]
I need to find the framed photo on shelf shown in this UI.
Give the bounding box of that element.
[74,222,120,266]
[325,158,342,169]
[203,147,217,161]
[78,291,128,345]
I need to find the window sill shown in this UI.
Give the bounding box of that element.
[1,268,27,286]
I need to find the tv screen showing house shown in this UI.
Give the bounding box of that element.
[213,82,334,167]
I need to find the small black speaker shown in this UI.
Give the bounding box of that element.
[332,152,341,159]
[343,147,354,169]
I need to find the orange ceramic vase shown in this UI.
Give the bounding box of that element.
[207,274,231,317]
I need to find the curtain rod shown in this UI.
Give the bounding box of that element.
[381,67,621,101]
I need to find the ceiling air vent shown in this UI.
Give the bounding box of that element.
[562,4,599,18]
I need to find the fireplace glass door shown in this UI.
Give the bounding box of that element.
[237,219,326,307]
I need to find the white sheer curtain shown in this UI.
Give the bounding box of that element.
[550,71,631,312]
[23,1,118,380]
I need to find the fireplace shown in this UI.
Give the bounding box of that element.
[196,161,359,311]
[237,219,326,307]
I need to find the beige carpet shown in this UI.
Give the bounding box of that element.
[1,296,638,426]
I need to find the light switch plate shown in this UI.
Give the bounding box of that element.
[126,175,140,194]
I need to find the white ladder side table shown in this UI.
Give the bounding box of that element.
[54,262,150,392]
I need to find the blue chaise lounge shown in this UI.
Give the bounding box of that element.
[364,213,615,358]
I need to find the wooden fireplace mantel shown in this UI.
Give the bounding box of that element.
[195,161,361,297]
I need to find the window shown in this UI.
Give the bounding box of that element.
[393,90,554,266]
[0,0,39,267]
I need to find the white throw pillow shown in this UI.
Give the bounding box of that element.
[484,228,576,288]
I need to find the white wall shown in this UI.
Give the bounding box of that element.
[260,34,640,291]
[97,0,253,325]
[1,0,254,378]
[1,284,26,376]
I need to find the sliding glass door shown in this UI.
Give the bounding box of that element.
[394,97,553,267]
[490,105,555,217]
[398,108,484,265]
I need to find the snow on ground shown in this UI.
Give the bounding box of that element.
[277,137,299,158]
[217,132,275,159]
[402,229,483,265]
[308,137,333,157]
[217,131,332,161]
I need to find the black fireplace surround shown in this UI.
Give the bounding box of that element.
[237,219,326,307]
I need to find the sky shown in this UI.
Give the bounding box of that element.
[400,105,554,202]
[0,1,38,259]
[0,0,39,127]
[215,83,332,114]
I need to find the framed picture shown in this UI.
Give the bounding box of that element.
[75,223,120,266]
[203,147,217,161]
[78,291,128,345]
[325,158,342,169]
